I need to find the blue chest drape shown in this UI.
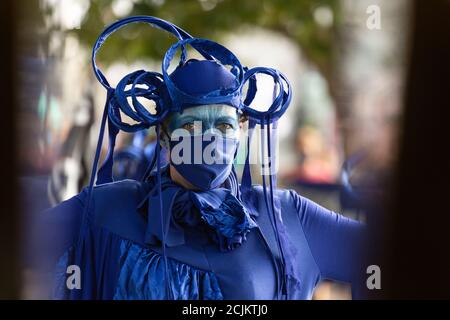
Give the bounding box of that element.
[45,179,363,300]
[53,223,223,300]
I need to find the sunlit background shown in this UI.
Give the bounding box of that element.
[17,0,410,299]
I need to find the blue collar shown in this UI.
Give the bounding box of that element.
[138,165,258,252]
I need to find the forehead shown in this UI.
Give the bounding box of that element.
[165,104,238,126]
[178,104,237,118]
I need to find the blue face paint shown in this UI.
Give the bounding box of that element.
[166,104,240,137]
[164,105,240,191]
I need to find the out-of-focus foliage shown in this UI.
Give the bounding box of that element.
[54,0,339,78]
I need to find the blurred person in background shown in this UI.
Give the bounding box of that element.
[281,125,339,185]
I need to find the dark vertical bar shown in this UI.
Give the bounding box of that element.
[0,0,19,299]
[383,0,450,298]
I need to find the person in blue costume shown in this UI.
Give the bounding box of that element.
[35,16,366,300]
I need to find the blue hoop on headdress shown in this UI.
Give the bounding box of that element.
[240,67,292,124]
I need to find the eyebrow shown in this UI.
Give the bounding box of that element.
[214,116,239,124]
[174,115,202,123]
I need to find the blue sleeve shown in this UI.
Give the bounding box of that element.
[289,190,365,289]
[25,189,87,271]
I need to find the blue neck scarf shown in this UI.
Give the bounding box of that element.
[138,165,258,252]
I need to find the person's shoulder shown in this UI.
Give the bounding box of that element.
[248,184,335,222]
[52,179,149,243]
[249,184,298,203]
[248,184,301,216]
[92,179,146,201]
[90,179,148,220]
[44,179,145,216]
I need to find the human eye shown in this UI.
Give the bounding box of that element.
[215,122,235,134]
[181,122,196,133]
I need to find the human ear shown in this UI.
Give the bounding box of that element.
[238,113,248,129]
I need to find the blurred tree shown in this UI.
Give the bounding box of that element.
[41,0,350,161]
[66,0,339,83]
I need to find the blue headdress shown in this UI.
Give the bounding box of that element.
[81,16,298,299]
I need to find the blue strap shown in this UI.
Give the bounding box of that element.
[140,145,159,181]
[96,109,120,184]
[77,88,113,244]
[259,120,287,298]
[155,123,175,299]
[242,66,257,107]
[264,119,287,297]
[239,68,257,194]
[267,118,302,299]
[240,68,295,297]
[241,118,257,194]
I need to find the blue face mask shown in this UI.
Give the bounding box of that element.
[169,133,239,191]
[164,105,240,191]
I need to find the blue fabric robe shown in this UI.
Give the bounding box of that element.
[32,175,364,300]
